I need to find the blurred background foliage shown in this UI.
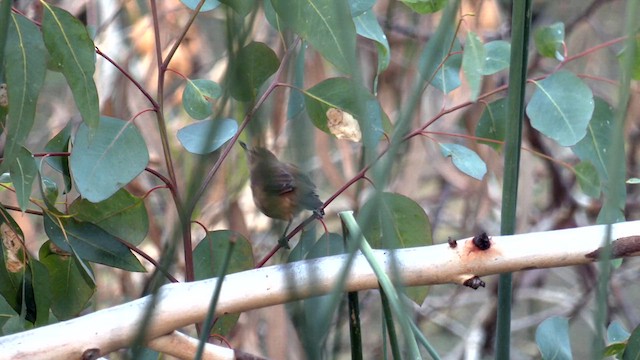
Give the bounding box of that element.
[1,0,639,358]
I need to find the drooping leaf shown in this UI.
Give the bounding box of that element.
[39,241,95,320]
[271,0,356,74]
[70,189,149,246]
[353,10,390,73]
[401,0,447,14]
[70,116,149,203]
[182,79,222,120]
[349,0,375,16]
[461,31,485,101]
[2,13,46,171]
[193,230,253,335]
[41,177,59,208]
[177,118,238,154]
[574,161,600,198]
[417,2,459,92]
[229,42,280,102]
[43,213,145,272]
[9,147,37,212]
[432,39,462,94]
[41,3,99,130]
[439,143,487,180]
[44,122,72,193]
[482,40,510,75]
[28,259,52,326]
[179,0,220,12]
[526,71,594,146]
[476,98,507,151]
[572,98,615,180]
[534,22,565,61]
[535,316,573,360]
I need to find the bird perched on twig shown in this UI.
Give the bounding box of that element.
[239,141,324,248]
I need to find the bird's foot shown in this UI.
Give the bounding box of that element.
[313,208,325,219]
[278,235,291,249]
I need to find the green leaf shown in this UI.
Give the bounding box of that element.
[439,143,487,180]
[418,4,459,91]
[627,178,640,184]
[41,177,59,207]
[193,230,253,335]
[572,98,615,180]
[536,316,573,360]
[28,259,51,326]
[177,118,238,154]
[358,193,432,304]
[353,10,390,73]
[182,79,222,120]
[229,42,280,102]
[358,192,432,249]
[39,241,95,320]
[534,22,565,61]
[623,323,640,360]
[43,213,145,272]
[349,0,375,16]
[482,40,510,75]
[2,14,46,171]
[432,40,462,94]
[619,37,640,80]
[304,77,386,151]
[603,343,626,357]
[70,189,149,246]
[401,0,447,14]
[219,0,255,16]
[41,3,99,131]
[271,0,356,74]
[476,98,507,151]
[70,116,149,203]
[9,147,37,212]
[44,122,73,193]
[574,161,600,198]
[180,0,220,12]
[461,31,485,101]
[526,71,594,146]
[306,233,345,259]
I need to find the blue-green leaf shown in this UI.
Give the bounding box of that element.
[354,10,390,73]
[70,117,149,203]
[536,316,573,360]
[44,214,145,272]
[574,161,600,198]
[42,3,99,130]
[44,123,73,193]
[271,0,356,74]
[462,31,485,101]
[476,98,507,151]
[482,40,510,75]
[177,118,238,154]
[229,42,280,102]
[182,79,222,120]
[180,0,220,12]
[3,14,46,171]
[9,147,37,212]
[439,143,487,180]
[526,71,594,146]
[401,0,447,14]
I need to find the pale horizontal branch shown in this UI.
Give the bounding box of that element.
[1,221,639,360]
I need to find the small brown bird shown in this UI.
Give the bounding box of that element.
[239,141,324,247]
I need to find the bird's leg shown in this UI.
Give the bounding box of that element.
[278,219,293,249]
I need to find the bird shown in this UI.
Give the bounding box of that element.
[239,141,324,248]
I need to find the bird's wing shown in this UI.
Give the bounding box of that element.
[262,165,296,195]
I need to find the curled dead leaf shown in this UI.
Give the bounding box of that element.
[0,83,7,107]
[1,223,26,272]
[326,108,361,142]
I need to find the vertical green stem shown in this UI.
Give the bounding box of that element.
[497,1,532,358]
